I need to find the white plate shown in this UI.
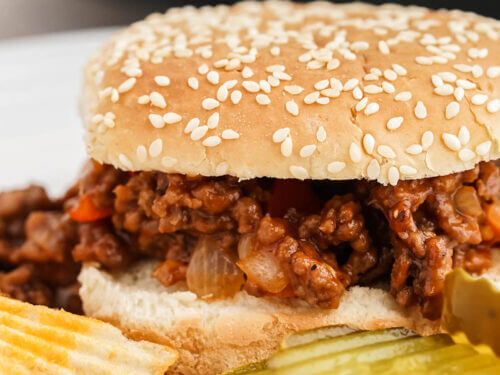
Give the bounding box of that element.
[0,28,118,196]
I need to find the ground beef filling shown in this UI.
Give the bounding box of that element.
[1,161,499,319]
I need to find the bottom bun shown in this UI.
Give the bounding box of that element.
[78,261,443,375]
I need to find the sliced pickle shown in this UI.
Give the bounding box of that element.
[430,353,500,374]
[221,361,267,375]
[442,268,500,356]
[370,343,476,374]
[268,327,414,369]
[281,326,356,349]
[273,334,452,375]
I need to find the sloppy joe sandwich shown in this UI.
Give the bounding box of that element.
[2,1,500,374]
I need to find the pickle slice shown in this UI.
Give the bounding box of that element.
[268,327,413,369]
[442,268,500,356]
[369,343,476,373]
[221,361,267,375]
[273,334,452,375]
[281,326,356,349]
[430,353,500,374]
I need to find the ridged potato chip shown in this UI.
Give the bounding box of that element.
[0,295,178,375]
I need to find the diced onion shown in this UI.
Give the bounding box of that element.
[454,186,483,218]
[186,236,244,298]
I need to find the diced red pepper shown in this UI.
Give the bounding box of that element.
[267,180,322,217]
[68,195,111,222]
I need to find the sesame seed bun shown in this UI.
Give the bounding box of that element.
[82,1,500,185]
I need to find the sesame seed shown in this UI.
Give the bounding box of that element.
[321,88,340,98]
[118,78,136,93]
[314,80,329,91]
[350,41,369,51]
[163,112,182,124]
[198,64,209,75]
[387,116,403,130]
[364,85,383,94]
[422,131,434,150]
[476,141,492,156]
[431,75,444,87]
[414,101,427,119]
[154,76,170,86]
[298,52,312,63]
[487,99,500,113]
[149,138,163,157]
[202,98,220,110]
[445,101,460,119]
[242,81,260,93]
[207,71,219,85]
[487,67,500,79]
[136,145,147,162]
[281,137,292,157]
[442,133,461,151]
[213,59,228,68]
[110,89,119,103]
[458,148,475,162]
[184,118,200,133]
[289,166,309,180]
[382,82,395,94]
[286,100,299,116]
[231,90,242,104]
[304,91,320,104]
[300,145,316,158]
[284,85,304,95]
[378,40,390,55]
[150,92,166,108]
[416,56,433,65]
[349,143,362,163]
[316,126,326,142]
[207,112,219,129]
[400,165,417,175]
[273,71,292,81]
[202,136,221,147]
[188,77,199,90]
[458,126,470,145]
[316,97,330,105]
[270,46,280,56]
[392,64,407,76]
[327,59,341,70]
[266,65,285,73]
[438,72,457,82]
[454,87,465,101]
[384,69,397,81]
[138,95,150,104]
[454,64,473,73]
[273,128,290,143]
[217,86,229,102]
[259,80,271,93]
[406,144,423,155]
[364,102,380,116]
[223,80,238,90]
[119,154,133,170]
[434,84,454,96]
[471,94,488,105]
[364,73,379,81]
[356,98,368,111]
[327,161,346,174]
[256,94,271,105]
[343,79,359,91]
[190,125,208,141]
[225,58,240,71]
[221,129,240,140]
[366,159,381,179]
[307,60,324,70]
[472,65,483,78]
[456,79,476,90]
[353,87,363,100]
[330,78,343,92]
[388,167,400,186]
[242,66,254,79]
[268,75,280,87]
[161,156,177,168]
[149,114,165,129]
[395,91,412,101]
[378,145,396,158]
[362,134,375,154]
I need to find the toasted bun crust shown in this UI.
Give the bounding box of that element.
[78,262,441,375]
[83,1,500,184]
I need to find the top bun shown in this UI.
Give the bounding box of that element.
[82,1,500,185]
